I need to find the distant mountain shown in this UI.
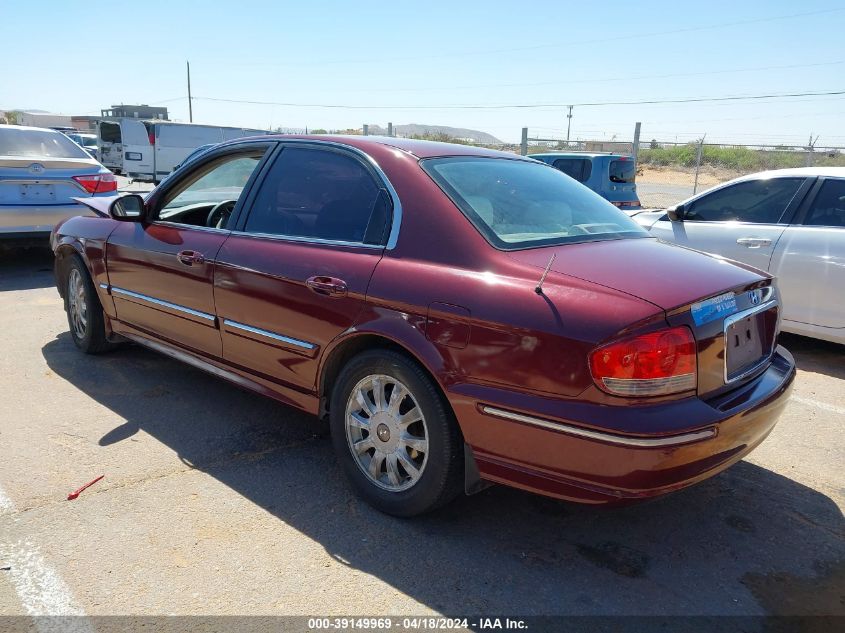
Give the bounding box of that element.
[367,123,503,145]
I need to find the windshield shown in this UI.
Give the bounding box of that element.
[0,128,91,159]
[79,134,97,148]
[609,158,636,183]
[422,157,647,249]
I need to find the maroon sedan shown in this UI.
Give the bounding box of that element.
[52,136,794,516]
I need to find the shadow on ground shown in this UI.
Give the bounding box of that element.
[42,334,844,617]
[780,333,845,380]
[0,245,55,291]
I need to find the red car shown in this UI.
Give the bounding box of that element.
[52,136,795,516]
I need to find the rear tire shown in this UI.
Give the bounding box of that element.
[330,350,463,517]
[64,255,113,354]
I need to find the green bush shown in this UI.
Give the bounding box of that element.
[637,144,845,172]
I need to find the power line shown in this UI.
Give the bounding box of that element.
[193,89,845,111]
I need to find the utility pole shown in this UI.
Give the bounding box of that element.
[387,122,393,137]
[693,134,706,194]
[806,133,819,167]
[186,61,193,123]
[565,105,573,146]
[632,121,641,171]
[520,127,528,156]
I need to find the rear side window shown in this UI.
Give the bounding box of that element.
[804,180,845,228]
[0,128,90,159]
[608,159,635,183]
[422,157,646,250]
[244,147,388,245]
[686,178,804,223]
[552,158,592,182]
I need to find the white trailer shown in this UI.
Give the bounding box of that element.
[97,119,270,182]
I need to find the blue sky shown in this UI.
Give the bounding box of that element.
[2,0,844,144]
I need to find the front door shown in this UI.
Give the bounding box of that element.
[214,144,394,392]
[106,145,270,357]
[648,177,809,271]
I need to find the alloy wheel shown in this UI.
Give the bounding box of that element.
[345,374,429,492]
[67,268,88,340]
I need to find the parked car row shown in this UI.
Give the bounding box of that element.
[52,135,795,517]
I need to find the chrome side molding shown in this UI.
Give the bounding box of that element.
[481,406,716,447]
[222,318,316,350]
[110,286,216,322]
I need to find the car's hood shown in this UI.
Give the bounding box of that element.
[507,236,766,311]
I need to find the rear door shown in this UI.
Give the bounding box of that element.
[105,143,271,357]
[118,120,153,178]
[648,177,811,271]
[770,177,845,330]
[214,143,393,392]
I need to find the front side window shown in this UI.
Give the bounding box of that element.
[686,178,803,223]
[158,150,266,227]
[0,128,90,159]
[243,147,388,244]
[804,179,845,228]
[552,158,591,182]
[422,157,647,250]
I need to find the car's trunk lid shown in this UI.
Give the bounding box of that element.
[508,237,767,311]
[509,237,779,397]
[0,157,101,205]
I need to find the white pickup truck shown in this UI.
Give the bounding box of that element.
[97,119,270,182]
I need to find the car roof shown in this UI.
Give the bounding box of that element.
[0,124,66,134]
[236,134,532,161]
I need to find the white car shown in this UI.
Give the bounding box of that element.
[632,167,845,345]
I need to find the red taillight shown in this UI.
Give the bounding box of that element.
[72,173,118,194]
[148,132,155,146]
[590,326,697,397]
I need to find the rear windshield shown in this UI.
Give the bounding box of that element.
[0,128,91,159]
[608,158,635,183]
[422,157,647,250]
[79,135,97,148]
[99,122,121,144]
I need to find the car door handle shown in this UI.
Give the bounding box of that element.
[177,250,205,265]
[736,237,772,248]
[306,276,348,297]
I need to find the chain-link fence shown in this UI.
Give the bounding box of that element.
[522,129,845,208]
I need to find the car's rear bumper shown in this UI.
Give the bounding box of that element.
[451,346,795,504]
[0,204,94,237]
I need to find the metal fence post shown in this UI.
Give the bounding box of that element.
[521,127,528,156]
[693,136,705,195]
[632,122,641,170]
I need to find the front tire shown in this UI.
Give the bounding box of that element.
[330,350,463,517]
[64,256,112,354]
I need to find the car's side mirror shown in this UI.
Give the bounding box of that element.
[667,203,686,221]
[109,194,146,222]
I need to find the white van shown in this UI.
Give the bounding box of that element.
[97,119,270,182]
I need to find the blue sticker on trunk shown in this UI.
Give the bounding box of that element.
[690,292,737,326]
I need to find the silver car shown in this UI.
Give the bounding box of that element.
[0,125,116,239]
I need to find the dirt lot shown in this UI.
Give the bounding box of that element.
[0,246,842,627]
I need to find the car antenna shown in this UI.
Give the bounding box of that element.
[534,253,556,295]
